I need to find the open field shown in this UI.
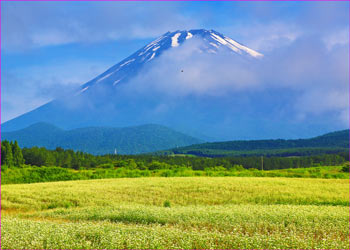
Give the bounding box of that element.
[1,177,349,249]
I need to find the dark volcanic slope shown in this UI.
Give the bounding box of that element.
[1,122,202,155]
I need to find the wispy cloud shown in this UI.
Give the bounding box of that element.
[2,2,196,51]
[2,1,348,54]
[1,61,109,122]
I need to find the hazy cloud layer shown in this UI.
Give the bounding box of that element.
[2,2,196,51]
[128,38,261,96]
[1,61,109,121]
[2,1,348,52]
[123,35,349,125]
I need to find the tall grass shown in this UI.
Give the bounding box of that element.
[2,177,349,210]
[2,177,349,249]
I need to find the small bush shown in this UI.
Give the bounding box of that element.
[341,162,349,172]
[163,200,171,208]
[98,163,114,169]
[230,165,245,171]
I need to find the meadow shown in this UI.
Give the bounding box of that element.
[1,177,349,249]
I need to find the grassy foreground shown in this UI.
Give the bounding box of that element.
[1,177,349,249]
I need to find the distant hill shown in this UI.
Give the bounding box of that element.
[157,130,349,157]
[1,123,202,155]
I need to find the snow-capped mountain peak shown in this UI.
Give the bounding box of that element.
[139,29,263,59]
[79,29,263,93]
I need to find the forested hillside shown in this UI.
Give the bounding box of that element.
[159,130,349,157]
[2,122,202,154]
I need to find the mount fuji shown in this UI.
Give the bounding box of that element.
[1,29,333,140]
[77,29,263,95]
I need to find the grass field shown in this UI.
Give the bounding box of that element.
[2,165,348,185]
[1,177,349,249]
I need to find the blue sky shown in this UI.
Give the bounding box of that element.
[1,1,349,128]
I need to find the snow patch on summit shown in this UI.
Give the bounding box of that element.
[209,32,263,58]
[97,72,114,83]
[210,42,219,48]
[186,32,193,40]
[171,33,181,47]
[224,37,263,58]
[119,59,135,67]
[139,36,165,55]
[210,33,239,53]
[210,33,229,46]
[113,79,121,86]
[147,53,156,61]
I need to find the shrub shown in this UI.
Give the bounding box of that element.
[163,200,171,208]
[98,163,114,169]
[341,162,349,172]
[230,165,245,171]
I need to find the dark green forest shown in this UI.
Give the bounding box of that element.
[159,129,349,157]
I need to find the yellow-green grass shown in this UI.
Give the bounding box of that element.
[1,177,349,249]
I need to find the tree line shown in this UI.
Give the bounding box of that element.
[1,140,24,167]
[1,140,348,171]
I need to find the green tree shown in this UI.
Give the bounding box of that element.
[62,152,72,168]
[12,141,24,167]
[126,159,137,169]
[1,140,14,166]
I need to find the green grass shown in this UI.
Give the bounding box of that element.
[2,165,348,185]
[265,165,349,178]
[1,177,349,249]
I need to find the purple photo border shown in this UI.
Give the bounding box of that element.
[0,1,349,250]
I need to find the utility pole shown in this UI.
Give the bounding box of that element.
[261,156,264,171]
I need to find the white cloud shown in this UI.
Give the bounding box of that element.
[323,29,349,50]
[127,38,261,98]
[221,22,301,52]
[124,35,349,126]
[1,60,109,122]
[1,1,197,51]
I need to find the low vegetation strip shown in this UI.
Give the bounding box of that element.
[2,140,349,185]
[1,177,349,249]
[2,165,349,185]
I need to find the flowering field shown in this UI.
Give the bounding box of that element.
[1,177,349,249]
